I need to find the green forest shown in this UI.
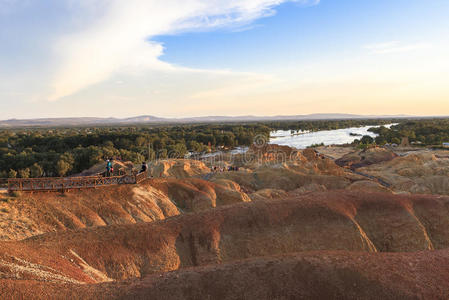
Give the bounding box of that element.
[367,119,449,146]
[1,118,446,178]
[0,124,269,178]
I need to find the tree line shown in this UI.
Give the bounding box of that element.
[0,118,409,178]
[0,124,269,178]
[356,119,449,147]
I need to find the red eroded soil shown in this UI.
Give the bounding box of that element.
[3,250,449,299]
[0,190,449,299]
[1,149,449,300]
[0,178,249,240]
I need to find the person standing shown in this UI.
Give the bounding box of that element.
[140,161,148,174]
[106,159,112,177]
[109,158,114,176]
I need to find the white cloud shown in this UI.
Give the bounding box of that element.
[47,0,318,101]
[364,41,432,54]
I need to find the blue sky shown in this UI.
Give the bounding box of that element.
[0,0,448,119]
[155,0,448,70]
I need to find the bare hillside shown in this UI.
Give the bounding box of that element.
[1,147,449,299]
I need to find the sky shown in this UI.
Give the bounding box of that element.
[0,0,448,119]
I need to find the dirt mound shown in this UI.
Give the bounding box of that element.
[346,180,392,193]
[336,147,398,169]
[0,191,448,283]
[359,152,449,195]
[0,178,249,241]
[288,183,328,196]
[1,191,449,298]
[248,143,306,162]
[4,250,449,300]
[212,144,307,170]
[210,147,362,193]
[0,182,180,241]
[209,178,242,191]
[249,189,288,201]
[34,250,448,300]
[212,165,353,192]
[2,146,448,298]
[75,160,134,177]
[149,159,211,178]
[148,178,250,212]
[315,145,356,159]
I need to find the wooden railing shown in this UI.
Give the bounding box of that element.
[135,171,148,184]
[7,172,148,192]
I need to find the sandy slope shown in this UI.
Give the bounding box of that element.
[0,191,448,281]
[359,152,449,195]
[0,178,249,241]
[1,191,449,298]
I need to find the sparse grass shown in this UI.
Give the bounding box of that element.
[308,143,325,148]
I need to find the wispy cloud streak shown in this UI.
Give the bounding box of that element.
[47,0,319,101]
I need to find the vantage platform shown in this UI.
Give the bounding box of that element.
[6,172,147,192]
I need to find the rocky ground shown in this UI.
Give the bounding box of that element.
[1,145,449,299]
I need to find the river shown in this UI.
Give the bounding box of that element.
[269,124,396,149]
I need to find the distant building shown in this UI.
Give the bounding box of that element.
[443,143,449,148]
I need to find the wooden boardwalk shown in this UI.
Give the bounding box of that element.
[6,172,148,192]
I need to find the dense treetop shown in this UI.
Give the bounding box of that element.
[367,119,449,147]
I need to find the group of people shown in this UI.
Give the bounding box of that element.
[211,165,240,173]
[104,158,148,177]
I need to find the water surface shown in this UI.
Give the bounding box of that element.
[269,124,396,149]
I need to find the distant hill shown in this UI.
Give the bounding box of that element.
[0,113,415,128]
